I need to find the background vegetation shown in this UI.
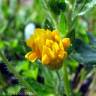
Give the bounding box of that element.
[0,0,96,96]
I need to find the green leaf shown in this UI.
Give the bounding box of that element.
[42,18,54,30]
[7,85,21,95]
[28,79,55,96]
[67,29,75,43]
[72,39,96,67]
[23,70,38,80]
[58,13,68,37]
[78,0,96,16]
[15,61,29,72]
[0,41,5,49]
[87,32,96,48]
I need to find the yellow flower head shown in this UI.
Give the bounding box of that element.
[25,28,71,69]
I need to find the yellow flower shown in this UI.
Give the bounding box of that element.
[25,28,71,69]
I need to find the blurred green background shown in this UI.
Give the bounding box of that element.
[0,0,96,96]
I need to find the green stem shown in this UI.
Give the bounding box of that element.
[63,62,73,96]
[56,71,61,96]
[0,51,37,95]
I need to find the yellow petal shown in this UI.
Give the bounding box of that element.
[42,46,55,59]
[51,30,60,42]
[35,28,45,34]
[58,51,67,59]
[46,39,53,47]
[58,51,64,59]
[25,51,38,62]
[59,40,64,50]
[64,51,67,58]
[52,42,59,53]
[42,54,50,64]
[62,38,71,48]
